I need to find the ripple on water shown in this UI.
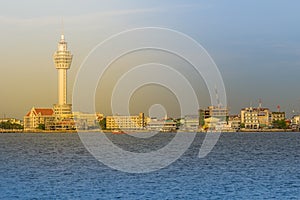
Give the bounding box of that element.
[0,132,299,199]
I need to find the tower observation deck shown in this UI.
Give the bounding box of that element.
[53,34,73,116]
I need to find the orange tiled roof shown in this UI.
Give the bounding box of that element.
[26,108,54,116]
[25,111,31,116]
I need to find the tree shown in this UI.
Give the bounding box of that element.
[272,120,287,129]
[175,118,182,129]
[37,124,45,130]
[0,121,23,129]
[99,118,106,130]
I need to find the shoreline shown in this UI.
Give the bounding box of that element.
[239,128,294,132]
[1,129,298,134]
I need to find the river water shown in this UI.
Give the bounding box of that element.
[0,132,299,199]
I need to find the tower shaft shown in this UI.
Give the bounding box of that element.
[58,69,67,105]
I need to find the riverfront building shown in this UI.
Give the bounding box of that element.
[199,106,229,128]
[182,115,199,132]
[291,115,300,131]
[23,107,54,131]
[240,107,268,129]
[106,113,146,130]
[146,118,177,132]
[241,107,286,129]
[73,112,103,130]
[227,115,241,131]
[271,112,285,122]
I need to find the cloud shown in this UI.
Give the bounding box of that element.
[0,7,158,25]
[0,3,206,27]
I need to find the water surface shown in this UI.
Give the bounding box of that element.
[0,132,299,199]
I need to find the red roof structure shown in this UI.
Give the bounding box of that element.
[26,107,54,117]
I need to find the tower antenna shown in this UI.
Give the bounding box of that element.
[61,17,64,36]
[258,98,262,110]
[60,17,65,41]
[214,85,221,108]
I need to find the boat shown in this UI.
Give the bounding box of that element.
[112,130,125,134]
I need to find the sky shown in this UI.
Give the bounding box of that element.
[1,0,300,119]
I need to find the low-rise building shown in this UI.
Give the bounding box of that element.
[291,115,300,125]
[271,112,285,122]
[228,115,241,131]
[106,113,146,130]
[257,108,272,128]
[50,117,75,130]
[146,118,177,132]
[73,112,103,130]
[241,107,260,129]
[241,107,272,129]
[241,107,286,129]
[24,107,54,131]
[183,115,199,132]
[203,117,220,130]
[199,106,228,127]
[290,115,300,131]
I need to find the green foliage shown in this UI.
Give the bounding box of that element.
[174,118,182,129]
[0,121,23,129]
[37,124,45,130]
[199,112,205,126]
[240,123,245,128]
[272,120,287,129]
[99,118,106,130]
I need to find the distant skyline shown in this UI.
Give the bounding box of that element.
[1,0,300,119]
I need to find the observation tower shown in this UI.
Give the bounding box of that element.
[53,34,73,116]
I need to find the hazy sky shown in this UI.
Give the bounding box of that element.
[1,0,300,119]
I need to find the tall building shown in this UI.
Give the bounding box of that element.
[24,33,77,131]
[53,34,73,116]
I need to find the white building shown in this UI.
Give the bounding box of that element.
[183,115,199,132]
[73,112,103,130]
[147,118,177,132]
[228,115,241,131]
[291,115,300,125]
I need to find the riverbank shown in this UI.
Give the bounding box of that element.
[0,129,23,133]
[3,128,298,133]
[239,128,294,132]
